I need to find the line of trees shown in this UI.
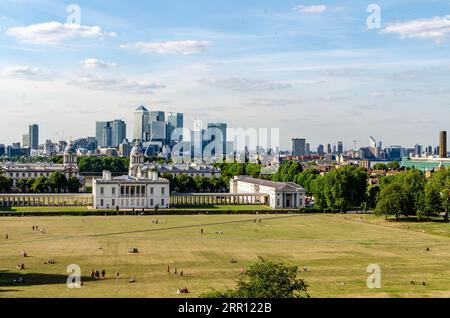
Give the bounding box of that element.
[375,168,450,221]
[1,172,81,194]
[78,156,129,173]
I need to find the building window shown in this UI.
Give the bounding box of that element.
[161,187,165,195]
[161,199,165,206]
[112,188,116,195]
[112,199,115,206]
[100,199,104,206]
[100,187,104,195]
[150,187,154,194]
[150,199,154,206]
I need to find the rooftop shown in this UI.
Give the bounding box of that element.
[233,176,305,192]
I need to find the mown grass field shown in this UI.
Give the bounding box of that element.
[0,213,449,298]
[0,205,272,213]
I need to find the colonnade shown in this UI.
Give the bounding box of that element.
[0,194,93,207]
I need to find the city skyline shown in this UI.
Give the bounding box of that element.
[1,0,450,148]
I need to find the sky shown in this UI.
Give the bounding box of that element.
[0,0,449,151]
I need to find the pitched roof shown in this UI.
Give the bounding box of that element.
[234,176,305,192]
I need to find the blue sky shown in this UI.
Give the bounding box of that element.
[0,0,449,150]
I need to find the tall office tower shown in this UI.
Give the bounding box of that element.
[337,141,343,155]
[29,124,39,150]
[96,121,109,147]
[102,124,112,148]
[317,144,325,155]
[207,123,228,157]
[292,138,306,156]
[190,120,206,159]
[306,143,311,155]
[440,131,447,158]
[133,105,150,141]
[167,112,184,144]
[327,144,332,154]
[414,144,423,158]
[111,120,127,147]
[148,111,166,144]
[149,111,165,123]
[22,134,30,148]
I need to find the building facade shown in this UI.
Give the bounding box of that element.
[0,143,83,190]
[92,170,170,209]
[230,176,306,209]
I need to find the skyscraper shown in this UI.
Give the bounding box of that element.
[337,141,343,155]
[111,120,127,147]
[133,106,150,141]
[292,138,306,156]
[149,111,165,123]
[206,123,227,157]
[167,112,184,144]
[29,124,39,150]
[440,131,447,158]
[96,121,110,148]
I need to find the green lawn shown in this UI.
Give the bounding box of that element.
[1,205,272,213]
[0,214,449,298]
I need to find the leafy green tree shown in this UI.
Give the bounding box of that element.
[425,168,450,221]
[294,169,320,195]
[201,258,309,298]
[373,163,388,171]
[386,161,400,170]
[375,183,410,220]
[67,177,81,193]
[48,172,68,193]
[311,166,368,212]
[364,184,380,210]
[0,175,13,193]
[31,176,49,193]
[272,161,303,182]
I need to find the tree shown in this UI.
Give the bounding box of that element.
[0,175,13,193]
[31,176,49,193]
[201,258,309,298]
[386,161,400,170]
[67,177,81,193]
[424,168,450,221]
[373,163,387,171]
[375,183,409,220]
[272,161,303,182]
[48,172,68,193]
[364,184,380,211]
[311,166,368,212]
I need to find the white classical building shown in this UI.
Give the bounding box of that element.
[0,143,84,190]
[92,144,170,209]
[230,176,306,209]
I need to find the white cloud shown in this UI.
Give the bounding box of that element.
[382,15,450,43]
[293,5,327,14]
[80,58,117,69]
[201,77,293,91]
[6,21,116,44]
[120,40,209,55]
[67,74,165,94]
[1,66,50,80]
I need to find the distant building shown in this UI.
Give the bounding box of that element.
[440,131,447,158]
[22,134,30,148]
[111,120,127,147]
[317,144,325,155]
[7,145,30,158]
[1,142,83,189]
[402,157,450,172]
[206,123,227,157]
[0,144,5,157]
[292,139,306,156]
[167,112,184,145]
[338,141,343,155]
[29,124,39,150]
[133,105,150,142]
[230,176,306,209]
[92,170,170,210]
